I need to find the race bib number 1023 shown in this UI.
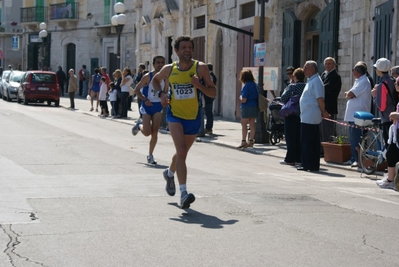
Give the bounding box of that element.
[173,84,195,100]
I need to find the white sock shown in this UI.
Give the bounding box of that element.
[180,184,187,194]
[167,168,174,177]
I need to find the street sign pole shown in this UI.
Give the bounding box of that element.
[254,0,269,144]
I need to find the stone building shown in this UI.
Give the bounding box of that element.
[20,0,136,75]
[0,0,24,69]
[14,0,399,122]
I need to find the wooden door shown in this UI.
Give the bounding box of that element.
[236,26,254,120]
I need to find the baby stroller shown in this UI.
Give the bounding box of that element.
[268,97,285,145]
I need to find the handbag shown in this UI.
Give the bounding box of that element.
[257,85,269,112]
[258,93,269,112]
[279,95,300,118]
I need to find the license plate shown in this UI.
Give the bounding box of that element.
[37,87,49,90]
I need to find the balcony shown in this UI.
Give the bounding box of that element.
[0,22,25,37]
[20,6,48,30]
[49,2,79,28]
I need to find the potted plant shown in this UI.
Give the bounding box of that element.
[321,135,351,164]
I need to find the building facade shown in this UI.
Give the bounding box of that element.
[0,0,24,69]
[9,0,399,121]
[19,0,136,75]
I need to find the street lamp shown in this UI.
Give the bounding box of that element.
[255,0,269,143]
[39,22,48,70]
[111,2,127,69]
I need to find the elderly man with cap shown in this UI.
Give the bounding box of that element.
[371,58,397,146]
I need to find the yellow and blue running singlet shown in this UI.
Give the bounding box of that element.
[168,60,199,120]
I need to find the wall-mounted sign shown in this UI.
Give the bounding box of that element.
[30,35,42,43]
[12,36,19,50]
[244,67,279,91]
[253,43,266,67]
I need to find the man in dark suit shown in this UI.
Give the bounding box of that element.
[56,66,67,97]
[320,57,342,150]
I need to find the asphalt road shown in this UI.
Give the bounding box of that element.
[0,101,398,267]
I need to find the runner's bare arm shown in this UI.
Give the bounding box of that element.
[133,73,150,100]
[192,62,216,98]
[153,65,172,107]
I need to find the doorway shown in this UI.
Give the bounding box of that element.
[304,11,320,62]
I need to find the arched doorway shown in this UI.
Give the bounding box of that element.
[66,43,76,72]
[66,43,76,89]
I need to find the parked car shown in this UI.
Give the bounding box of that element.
[0,70,11,98]
[17,71,60,106]
[2,71,25,102]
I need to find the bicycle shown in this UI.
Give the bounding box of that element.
[357,116,386,175]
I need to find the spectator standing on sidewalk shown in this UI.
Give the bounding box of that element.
[376,78,399,189]
[108,82,117,119]
[280,68,306,166]
[152,35,216,209]
[320,57,342,149]
[371,58,397,145]
[82,65,90,98]
[343,62,371,167]
[120,67,133,118]
[237,69,258,149]
[297,61,329,172]
[204,63,217,134]
[100,67,111,91]
[78,66,84,96]
[56,66,67,97]
[99,77,109,118]
[67,69,78,110]
[112,70,122,117]
[132,56,167,165]
[89,68,101,112]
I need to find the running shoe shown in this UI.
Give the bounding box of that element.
[180,191,195,209]
[147,154,157,165]
[163,169,175,196]
[132,120,141,136]
[376,177,395,189]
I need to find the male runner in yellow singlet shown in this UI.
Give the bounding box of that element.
[152,36,217,209]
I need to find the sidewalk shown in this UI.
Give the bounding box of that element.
[59,95,378,175]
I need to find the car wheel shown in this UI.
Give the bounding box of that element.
[55,99,60,107]
[23,95,29,105]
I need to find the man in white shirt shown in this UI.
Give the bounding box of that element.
[343,62,371,167]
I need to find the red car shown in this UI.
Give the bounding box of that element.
[17,71,60,106]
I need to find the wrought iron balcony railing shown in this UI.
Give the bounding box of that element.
[20,6,48,23]
[49,2,79,20]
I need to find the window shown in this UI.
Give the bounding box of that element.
[241,1,255,20]
[104,0,124,24]
[195,15,206,29]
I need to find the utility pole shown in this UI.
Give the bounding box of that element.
[254,0,269,143]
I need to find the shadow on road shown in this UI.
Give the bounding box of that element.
[168,203,239,229]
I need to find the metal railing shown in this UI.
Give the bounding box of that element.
[20,6,48,23]
[49,2,79,20]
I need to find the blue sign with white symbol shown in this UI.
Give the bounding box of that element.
[12,36,19,51]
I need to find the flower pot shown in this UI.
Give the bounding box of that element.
[321,142,351,164]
